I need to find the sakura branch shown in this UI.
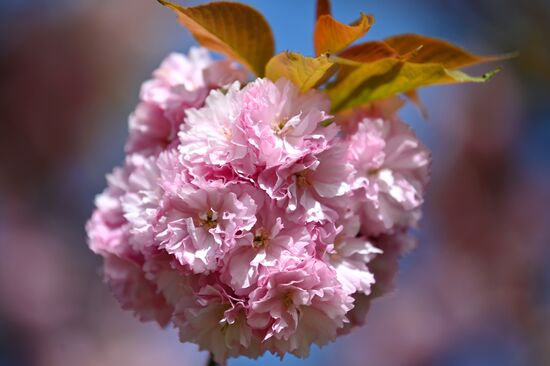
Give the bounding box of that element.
[86,0,505,364]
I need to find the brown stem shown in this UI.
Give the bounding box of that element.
[206,353,219,366]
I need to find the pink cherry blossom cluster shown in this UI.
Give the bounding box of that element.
[87,47,430,364]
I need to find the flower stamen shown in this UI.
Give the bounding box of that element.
[296,170,311,187]
[283,292,294,308]
[198,209,218,229]
[252,228,269,249]
[367,167,381,176]
[273,116,291,135]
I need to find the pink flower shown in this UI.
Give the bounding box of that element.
[121,156,164,251]
[223,200,311,295]
[247,256,353,358]
[179,78,339,178]
[259,143,352,222]
[325,216,381,295]
[87,155,146,257]
[175,283,261,364]
[178,82,249,167]
[87,49,432,364]
[103,255,173,326]
[156,184,257,273]
[239,78,338,168]
[368,232,416,298]
[127,48,247,156]
[337,232,416,335]
[126,102,174,156]
[346,117,430,235]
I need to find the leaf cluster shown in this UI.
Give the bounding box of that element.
[158,0,509,113]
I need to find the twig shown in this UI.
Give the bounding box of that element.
[206,353,219,366]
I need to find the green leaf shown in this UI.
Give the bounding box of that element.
[158,0,274,76]
[265,52,336,92]
[327,58,499,112]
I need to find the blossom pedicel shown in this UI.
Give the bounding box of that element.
[87,0,504,364]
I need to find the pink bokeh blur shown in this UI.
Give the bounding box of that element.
[0,0,548,365]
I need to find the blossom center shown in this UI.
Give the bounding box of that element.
[198,209,218,229]
[282,291,294,308]
[221,126,232,140]
[273,116,291,135]
[252,228,269,249]
[367,167,381,176]
[296,170,311,188]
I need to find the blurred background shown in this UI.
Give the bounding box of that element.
[0,0,549,365]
